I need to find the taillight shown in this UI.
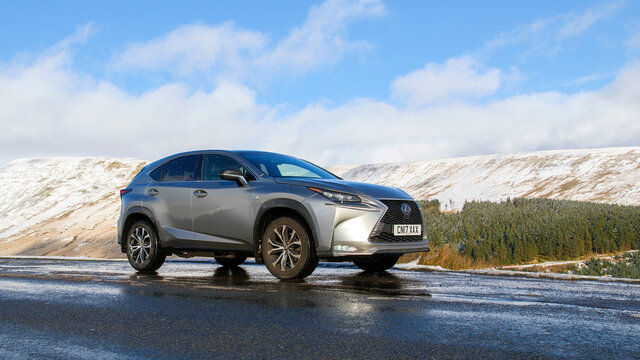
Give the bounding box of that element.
[120,188,132,197]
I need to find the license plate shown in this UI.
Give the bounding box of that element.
[393,224,421,236]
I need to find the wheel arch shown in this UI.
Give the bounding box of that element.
[253,199,318,263]
[121,207,161,253]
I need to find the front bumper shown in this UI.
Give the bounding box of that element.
[321,198,430,257]
[331,240,430,256]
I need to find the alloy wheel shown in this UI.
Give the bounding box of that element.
[267,224,302,271]
[129,226,152,264]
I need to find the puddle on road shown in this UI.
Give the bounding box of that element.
[0,259,439,306]
[117,269,434,303]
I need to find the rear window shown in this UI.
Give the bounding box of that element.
[161,155,201,182]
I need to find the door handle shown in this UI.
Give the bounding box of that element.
[148,188,159,196]
[193,189,208,198]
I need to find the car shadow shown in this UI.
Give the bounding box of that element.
[210,266,250,285]
[338,271,431,297]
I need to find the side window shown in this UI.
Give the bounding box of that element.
[161,155,200,182]
[202,155,254,181]
[149,164,164,181]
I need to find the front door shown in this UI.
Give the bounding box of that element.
[191,154,255,251]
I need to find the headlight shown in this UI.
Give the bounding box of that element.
[308,187,361,203]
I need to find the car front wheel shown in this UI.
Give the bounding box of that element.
[126,220,166,272]
[353,254,400,272]
[262,217,318,280]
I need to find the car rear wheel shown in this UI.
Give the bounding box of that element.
[126,220,166,272]
[353,254,400,272]
[262,217,318,280]
[214,254,247,267]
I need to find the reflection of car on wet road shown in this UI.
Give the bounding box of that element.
[117,150,429,279]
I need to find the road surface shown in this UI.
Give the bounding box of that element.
[0,258,638,359]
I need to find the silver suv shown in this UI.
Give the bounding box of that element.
[117,150,429,279]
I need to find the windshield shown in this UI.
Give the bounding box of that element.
[240,152,338,179]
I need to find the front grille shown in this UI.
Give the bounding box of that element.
[369,200,424,243]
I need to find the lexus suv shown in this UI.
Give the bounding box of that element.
[117,150,429,280]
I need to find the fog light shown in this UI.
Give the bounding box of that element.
[334,245,357,252]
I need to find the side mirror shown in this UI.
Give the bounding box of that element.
[219,168,249,187]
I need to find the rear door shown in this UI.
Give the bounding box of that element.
[191,154,255,251]
[145,155,201,244]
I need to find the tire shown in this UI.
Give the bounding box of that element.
[214,254,247,267]
[353,254,400,272]
[262,217,318,280]
[126,220,166,272]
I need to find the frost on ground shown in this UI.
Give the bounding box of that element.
[394,258,447,272]
[464,268,640,283]
[396,252,640,283]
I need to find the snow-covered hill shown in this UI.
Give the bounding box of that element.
[0,146,639,258]
[0,158,146,258]
[330,147,640,211]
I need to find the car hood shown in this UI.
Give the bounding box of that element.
[273,178,412,200]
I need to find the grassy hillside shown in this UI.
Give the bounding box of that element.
[409,198,640,269]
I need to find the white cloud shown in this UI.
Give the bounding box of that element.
[390,56,501,106]
[2,33,639,168]
[257,0,385,73]
[486,1,623,53]
[1,8,639,168]
[52,23,96,52]
[561,72,615,87]
[113,22,267,75]
[486,18,552,49]
[272,61,640,165]
[557,1,623,40]
[112,0,385,79]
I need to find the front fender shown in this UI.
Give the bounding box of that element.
[253,198,319,255]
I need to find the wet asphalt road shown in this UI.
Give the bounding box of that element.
[0,258,638,359]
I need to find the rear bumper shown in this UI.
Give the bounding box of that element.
[116,215,124,245]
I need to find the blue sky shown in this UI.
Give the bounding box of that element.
[0,0,638,166]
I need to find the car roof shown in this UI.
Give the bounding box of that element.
[168,149,281,157]
[144,150,288,172]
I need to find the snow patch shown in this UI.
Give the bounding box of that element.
[330,146,640,211]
